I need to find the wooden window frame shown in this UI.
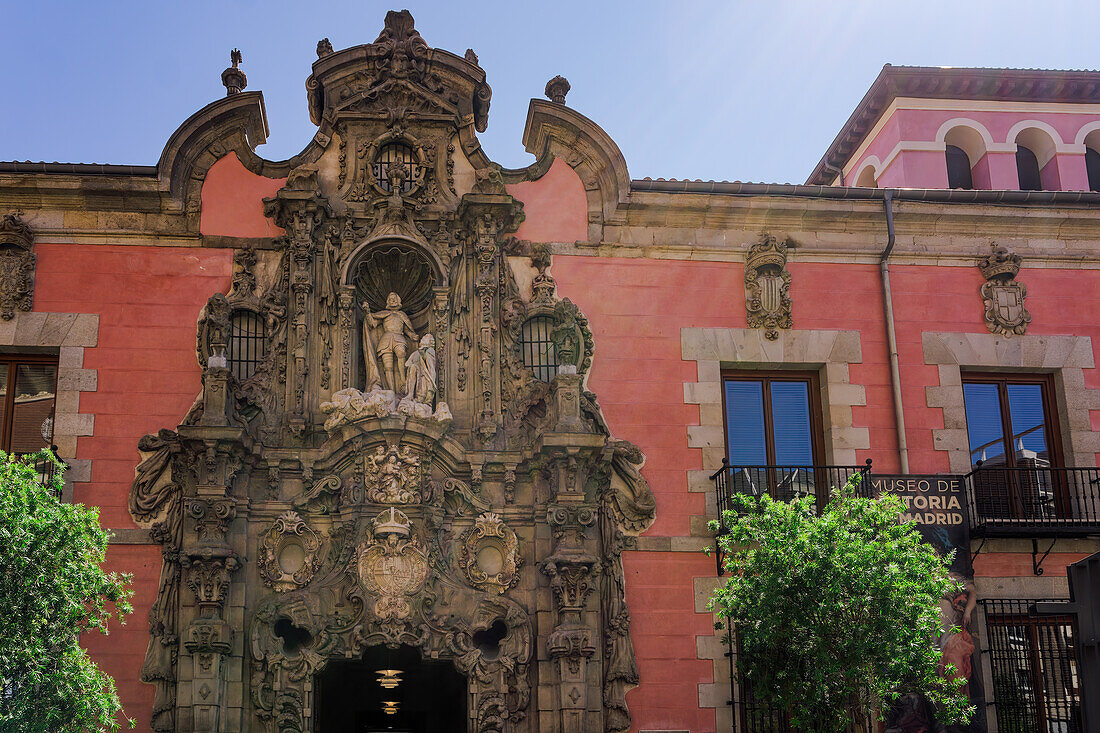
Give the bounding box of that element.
[961,372,1063,469]
[0,353,59,453]
[720,370,826,468]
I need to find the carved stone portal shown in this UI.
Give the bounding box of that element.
[979,242,1031,336]
[129,10,656,733]
[745,233,793,340]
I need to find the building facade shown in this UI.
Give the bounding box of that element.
[1,12,1098,733]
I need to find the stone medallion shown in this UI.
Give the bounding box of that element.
[355,508,429,621]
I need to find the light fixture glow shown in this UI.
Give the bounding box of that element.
[382,701,399,715]
[376,668,403,689]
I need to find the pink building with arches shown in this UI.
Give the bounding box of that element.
[809,65,1100,192]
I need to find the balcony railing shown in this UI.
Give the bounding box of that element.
[965,463,1100,536]
[710,461,872,574]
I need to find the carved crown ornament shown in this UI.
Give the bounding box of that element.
[979,242,1031,337]
[0,213,36,321]
[744,233,793,340]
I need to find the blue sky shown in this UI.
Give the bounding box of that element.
[3,1,1100,184]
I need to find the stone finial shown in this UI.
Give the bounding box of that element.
[544,75,570,105]
[317,38,334,58]
[464,48,479,65]
[221,49,247,96]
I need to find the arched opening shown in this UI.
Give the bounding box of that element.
[854,164,878,188]
[942,124,988,189]
[1015,146,1042,190]
[945,145,973,189]
[1088,148,1100,192]
[1012,126,1059,190]
[314,645,467,732]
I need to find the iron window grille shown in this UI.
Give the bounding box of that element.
[981,598,1082,732]
[373,143,419,194]
[520,316,558,382]
[228,310,267,382]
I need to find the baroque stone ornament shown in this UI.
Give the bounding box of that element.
[257,512,323,592]
[745,233,793,340]
[355,508,430,622]
[363,443,424,504]
[544,75,571,104]
[979,242,1031,336]
[0,213,35,320]
[131,10,655,733]
[460,512,521,594]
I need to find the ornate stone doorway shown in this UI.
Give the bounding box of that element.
[314,646,466,732]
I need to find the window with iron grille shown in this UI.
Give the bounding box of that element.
[981,599,1081,732]
[0,354,59,487]
[373,143,419,194]
[520,316,558,381]
[228,310,267,382]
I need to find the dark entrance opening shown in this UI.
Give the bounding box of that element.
[313,645,466,732]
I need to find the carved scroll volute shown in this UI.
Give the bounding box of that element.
[745,233,793,340]
[460,512,521,594]
[979,242,1031,336]
[0,213,35,320]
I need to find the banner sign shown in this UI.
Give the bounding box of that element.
[870,474,970,575]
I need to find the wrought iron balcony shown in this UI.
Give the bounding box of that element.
[710,461,872,574]
[965,463,1100,536]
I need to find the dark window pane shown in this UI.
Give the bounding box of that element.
[229,310,268,382]
[11,363,56,454]
[1087,148,1100,192]
[725,380,766,465]
[1016,146,1043,191]
[945,145,973,189]
[963,382,1006,467]
[1006,383,1049,464]
[520,316,558,382]
[770,381,813,465]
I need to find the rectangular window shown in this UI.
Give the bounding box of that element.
[0,354,59,485]
[722,372,825,502]
[963,374,1065,520]
[981,599,1081,732]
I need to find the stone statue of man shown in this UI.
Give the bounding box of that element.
[362,292,418,393]
[403,333,437,405]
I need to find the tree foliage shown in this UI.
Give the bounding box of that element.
[0,451,133,732]
[708,477,973,732]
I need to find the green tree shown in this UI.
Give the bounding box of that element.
[708,476,972,732]
[0,450,133,732]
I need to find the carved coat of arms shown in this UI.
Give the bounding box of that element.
[355,508,429,621]
[979,243,1031,336]
[745,233,792,340]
